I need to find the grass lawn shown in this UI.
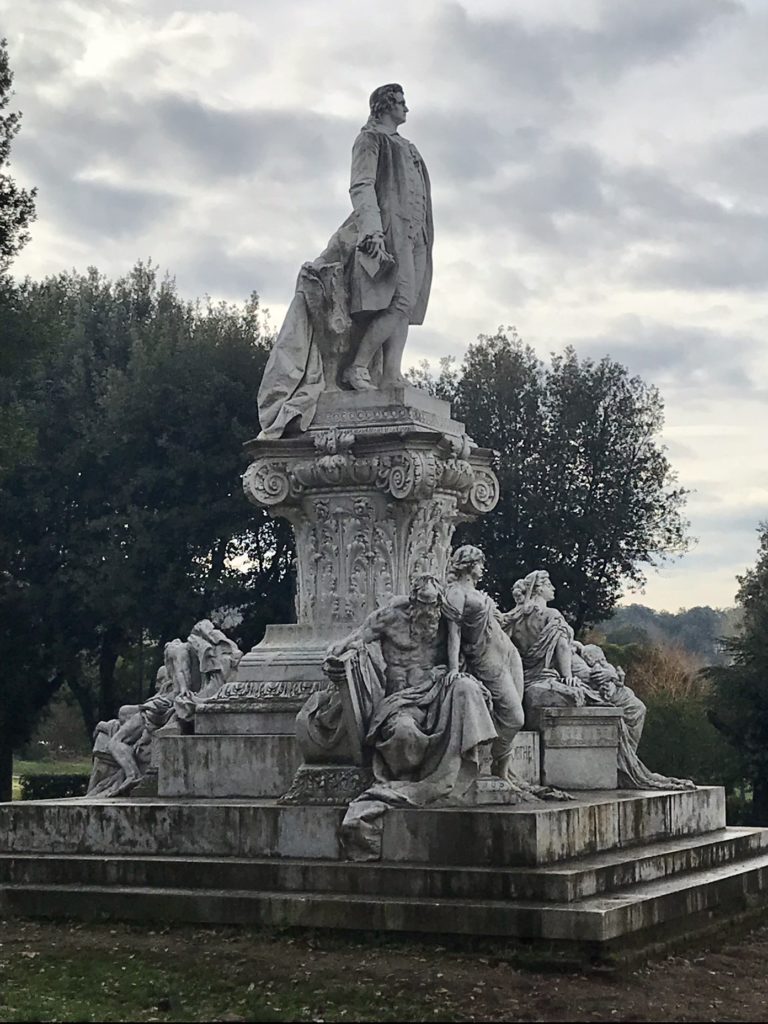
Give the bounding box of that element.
[11,758,93,801]
[3,917,768,1022]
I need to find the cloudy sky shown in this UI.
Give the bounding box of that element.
[3,0,768,611]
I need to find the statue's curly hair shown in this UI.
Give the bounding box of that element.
[369,83,404,119]
[510,570,552,618]
[447,545,484,581]
[410,572,442,603]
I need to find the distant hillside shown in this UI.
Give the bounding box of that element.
[594,604,742,664]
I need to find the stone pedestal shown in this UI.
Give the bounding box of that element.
[156,734,301,798]
[228,385,499,750]
[279,733,541,806]
[528,707,624,790]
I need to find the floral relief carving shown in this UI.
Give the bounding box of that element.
[244,429,499,631]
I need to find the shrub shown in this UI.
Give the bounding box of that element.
[18,773,90,800]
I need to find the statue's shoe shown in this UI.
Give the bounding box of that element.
[343,366,376,391]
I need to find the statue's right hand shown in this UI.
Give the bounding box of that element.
[360,232,387,259]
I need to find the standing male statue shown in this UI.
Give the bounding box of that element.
[342,82,433,391]
[257,84,434,439]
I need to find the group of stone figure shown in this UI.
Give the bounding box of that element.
[304,545,692,825]
[87,620,243,797]
[86,552,691,811]
[87,83,691,814]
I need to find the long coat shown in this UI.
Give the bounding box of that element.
[319,123,434,325]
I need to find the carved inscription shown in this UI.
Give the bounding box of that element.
[278,765,373,805]
[207,680,325,702]
[543,724,619,748]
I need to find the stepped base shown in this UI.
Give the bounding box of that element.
[3,852,768,947]
[3,787,768,954]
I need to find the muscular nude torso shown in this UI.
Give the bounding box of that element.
[362,599,445,693]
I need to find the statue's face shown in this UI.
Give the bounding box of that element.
[583,646,606,668]
[413,575,441,606]
[539,573,555,601]
[390,91,408,125]
[470,559,484,582]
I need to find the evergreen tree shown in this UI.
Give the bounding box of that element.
[448,330,690,630]
[0,38,36,273]
[708,525,768,823]
[0,265,292,799]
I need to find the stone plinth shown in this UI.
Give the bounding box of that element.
[280,732,542,807]
[0,787,726,864]
[156,734,301,798]
[473,731,540,801]
[195,627,327,736]
[234,385,499,734]
[528,707,624,789]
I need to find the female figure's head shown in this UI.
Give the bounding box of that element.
[511,570,555,615]
[448,545,485,583]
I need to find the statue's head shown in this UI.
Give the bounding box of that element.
[512,570,555,611]
[581,643,607,668]
[410,572,442,607]
[369,83,407,124]
[155,665,172,695]
[408,573,443,639]
[448,545,485,581]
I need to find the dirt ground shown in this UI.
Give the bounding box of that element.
[3,916,768,1022]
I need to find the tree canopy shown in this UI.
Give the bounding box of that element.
[0,264,292,799]
[412,330,690,631]
[0,38,36,274]
[707,524,768,822]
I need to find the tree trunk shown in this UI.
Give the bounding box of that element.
[752,775,768,826]
[98,627,123,722]
[0,736,13,803]
[67,675,98,743]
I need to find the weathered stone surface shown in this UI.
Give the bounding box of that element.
[279,765,375,806]
[4,786,765,951]
[0,788,726,865]
[243,428,499,634]
[3,842,768,948]
[528,707,623,789]
[156,735,301,798]
[311,385,466,438]
[2,827,765,904]
[506,570,693,792]
[479,731,539,784]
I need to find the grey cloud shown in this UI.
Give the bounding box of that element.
[436,141,610,245]
[420,119,546,188]
[20,136,176,240]
[592,0,742,72]
[663,439,699,462]
[170,244,285,305]
[148,95,352,182]
[631,241,768,291]
[426,4,573,107]
[432,139,768,297]
[17,83,353,189]
[426,0,740,104]
[702,127,768,201]
[572,316,761,394]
